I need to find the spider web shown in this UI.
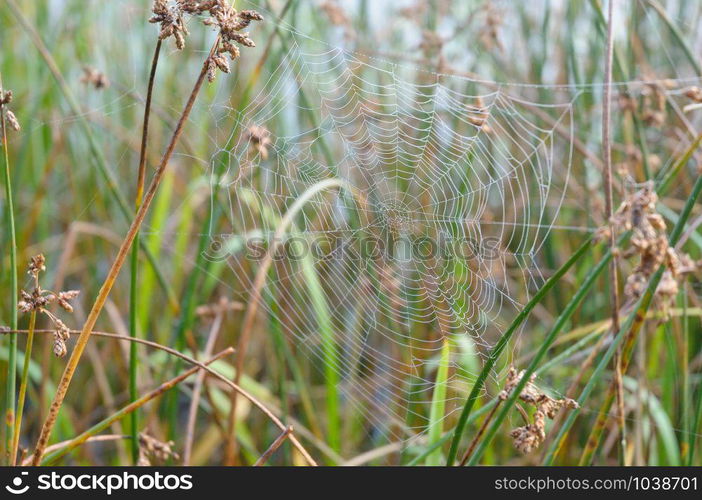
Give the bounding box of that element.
[200,28,581,442]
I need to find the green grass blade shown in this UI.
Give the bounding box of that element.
[445,237,592,465]
[1,92,18,463]
[543,166,702,465]
[425,339,450,465]
[465,242,614,465]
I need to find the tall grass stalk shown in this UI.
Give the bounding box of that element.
[601,0,626,463]
[42,349,233,465]
[446,239,592,465]
[545,165,702,465]
[17,327,316,466]
[5,0,179,312]
[129,38,162,465]
[0,74,18,465]
[226,178,350,463]
[10,310,34,465]
[30,40,217,466]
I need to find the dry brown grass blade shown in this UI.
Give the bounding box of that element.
[5,329,318,466]
[254,426,293,466]
[225,179,348,463]
[601,0,626,462]
[22,435,128,466]
[183,308,225,465]
[37,349,233,465]
[28,34,216,466]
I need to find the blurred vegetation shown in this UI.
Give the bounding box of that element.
[0,0,702,466]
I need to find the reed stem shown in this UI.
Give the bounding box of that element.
[129,38,162,465]
[10,310,34,466]
[0,74,18,465]
[30,43,215,466]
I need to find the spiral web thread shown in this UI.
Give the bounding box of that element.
[204,32,579,441]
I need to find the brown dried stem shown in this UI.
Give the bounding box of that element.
[602,0,626,462]
[22,435,128,466]
[458,399,502,466]
[254,426,294,466]
[40,349,233,465]
[4,328,317,466]
[28,23,218,463]
[182,307,225,464]
[225,179,349,464]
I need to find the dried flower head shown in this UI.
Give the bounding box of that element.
[80,66,110,89]
[321,1,350,27]
[150,0,189,49]
[479,5,504,53]
[4,110,20,132]
[510,423,542,454]
[28,254,46,277]
[467,97,492,133]
[618,91,638,113]
[684,86,702,103]
[204,2,264,81]
[195,296,244,317]
[606,182,698,318]
[0,89,12,105]
[149,1,262,81]
[500,366,579,454]
[244,125,272,159]
[137,432,179,465]
[53,320,70,358]
[17,254,80,358]
[1,89,20,132]
[641,81,668,127]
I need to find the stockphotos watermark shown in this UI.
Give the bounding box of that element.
[203,231,504,264]
[3,470,193,496]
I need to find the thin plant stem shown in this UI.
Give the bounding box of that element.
[30,42,216,466]
[5,0,179,312]
[254,426,293,466]
[458,399,502,466]
[445,238,592,465]
[129,38,162,465]
[4,328,316,465]
[40,349,233,465]
[644,0,702,75]
[601,0,626,464]
[183,308,224,465]
[225,179,349,463]
[0,73,18,465]
[10,310,34,466]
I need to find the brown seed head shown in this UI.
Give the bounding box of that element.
[138,432,179,465]
[80,67,110,89]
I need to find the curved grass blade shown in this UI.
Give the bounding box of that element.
[445,238,592,465]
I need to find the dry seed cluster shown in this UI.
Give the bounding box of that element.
[137,432,179,466]
[0,89,20,132]
[478,5,504,53]
[80,66,110,90]
[244,124,272,160]
[500,366,579,454]
[149,1,263,82]
[684,86,702,103]
[604,182,697,318]
[17,255,80,358]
